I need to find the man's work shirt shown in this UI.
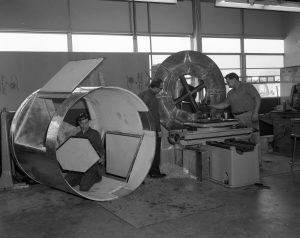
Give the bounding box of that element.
[138,88,161,132]
[76,127,105,158]
[226,82,261,114]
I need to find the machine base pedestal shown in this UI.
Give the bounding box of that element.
[207,144,260,188]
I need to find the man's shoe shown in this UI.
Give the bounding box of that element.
[149,172,166,178]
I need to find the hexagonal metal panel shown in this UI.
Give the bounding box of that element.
[56,137,101,172]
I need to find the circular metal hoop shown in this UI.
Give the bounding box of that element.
[10,87,156,201]
[154,51,226,130]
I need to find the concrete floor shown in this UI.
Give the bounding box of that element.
[1,152,300,238]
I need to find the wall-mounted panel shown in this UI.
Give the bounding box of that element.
[200,2,242,36]
[149,1,193,34]
[244,9,285,38]
[284,13,300,67]
[135,3,149,34]
[70,0,132,33]
[0,0,69,31]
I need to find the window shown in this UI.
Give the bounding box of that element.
[252,83,281,98]
[245,55,283,83]
[244,39,284,54]
[72,34,133,52]
[138,35,192,75]
[207,55,240,77]
[202,38,241,78]
[246,55,284,68]
[244,39,284,97]
[202,37,241,53]
[0,32,68,52]
[152,54,170,66]
[137,36,191,53]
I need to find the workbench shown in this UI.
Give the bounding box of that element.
[268,111,300,156]
[170,125,253,181]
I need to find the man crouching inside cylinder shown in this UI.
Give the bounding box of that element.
[65,112,105,191]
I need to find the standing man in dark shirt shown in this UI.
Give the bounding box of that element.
[210,72,261,143]
[65,112,105,191]
[138,78,166,178]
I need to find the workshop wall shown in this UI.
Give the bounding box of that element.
[0,0,193,35]
[0,0,69,31]
[0,52,149,111]
[200,2,285,38]
[70,0,132,33]
[284,13,300,67]
[243,9,285,38]
[0,0,286,38]
[142,1,193,34]
[200,2,242,36]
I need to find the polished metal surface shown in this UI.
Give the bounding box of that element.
[10,87,156,201]
[154,51,226,130]
[169,127,253,146]
[10,59,156,201]
[183,119,238,128]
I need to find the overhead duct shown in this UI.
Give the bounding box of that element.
[216,0,300,12]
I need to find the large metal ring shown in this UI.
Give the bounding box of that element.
[10,87,156,201]
[154,51,226,130]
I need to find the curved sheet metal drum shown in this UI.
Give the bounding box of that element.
[10,86,156,201]
[154,51,226,130]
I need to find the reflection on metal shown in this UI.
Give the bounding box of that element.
[10,59,156,201]
[169,127,252,146]
[182,119,238,128]
[154,51,226,130]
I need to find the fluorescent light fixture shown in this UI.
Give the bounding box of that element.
[215,0,300,12]
[126,0,177,3]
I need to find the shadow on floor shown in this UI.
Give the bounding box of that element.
[101,177,225,228]
[261,152,300,177]
[101,152,300,228]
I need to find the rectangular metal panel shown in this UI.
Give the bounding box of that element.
[105,133,141,179]
[40,58,103,93]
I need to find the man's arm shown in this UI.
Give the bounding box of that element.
[252,94,261,122]
[209,100,230,110]
[249,84,261,122]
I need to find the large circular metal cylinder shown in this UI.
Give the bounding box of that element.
[154,51,226,130]
[10,87,156,201]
